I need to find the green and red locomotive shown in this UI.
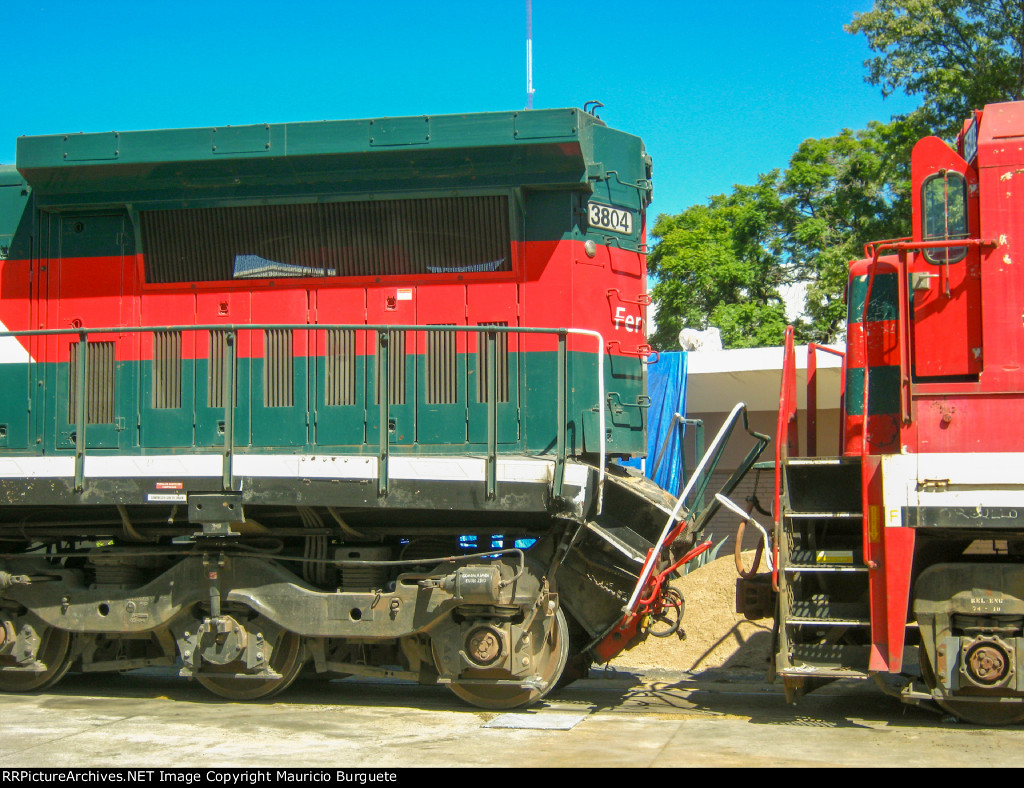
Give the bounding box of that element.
[0,109,676,708]
[759,100,1024,725]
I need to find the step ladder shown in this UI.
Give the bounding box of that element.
[776,456,872,698]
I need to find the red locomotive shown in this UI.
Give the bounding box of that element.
[751,100,1024,725]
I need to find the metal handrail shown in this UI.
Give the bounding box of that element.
[4,323,609,507]
[624,402,770,616]
[860,238,996,430]
[863,236,912,260]
[806,343,845,457]
[605,288,652,306]
[649,413,704,502]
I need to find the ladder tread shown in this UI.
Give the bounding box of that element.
[780,667,869,679]
[786,618,872,627]
[784,457,862,467]
[786,643,872,673]
[785,565,869,574]
[785,549,868,572]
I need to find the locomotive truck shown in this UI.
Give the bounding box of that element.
[0,108,714,709]
[739,100,1024,725]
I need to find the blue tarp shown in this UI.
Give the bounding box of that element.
[620,352,688,494]
[645,352,688,495]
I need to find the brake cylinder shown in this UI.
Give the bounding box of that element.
[441,566,503,603]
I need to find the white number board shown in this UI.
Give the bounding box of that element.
[587,202,634,235]
[964,119,978,164]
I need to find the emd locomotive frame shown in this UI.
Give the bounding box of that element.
[0,109,670,709]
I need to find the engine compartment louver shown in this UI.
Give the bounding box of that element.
[68,341,116,424]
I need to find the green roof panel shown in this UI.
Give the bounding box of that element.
[15,109,632,208]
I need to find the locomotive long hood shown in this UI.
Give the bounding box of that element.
[14,109,620,207]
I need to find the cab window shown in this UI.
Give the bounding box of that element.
[922,171,968,264]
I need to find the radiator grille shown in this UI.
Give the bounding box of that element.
[153,331,182,409]
[427,326,458,405]
[324,330,357,406]
[375,330,406,405]
[263,329,294,408]
[476,323,509,403]
[140,196,511,283]
[68,341,115,424]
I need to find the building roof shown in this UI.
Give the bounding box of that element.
[684,344,843,413]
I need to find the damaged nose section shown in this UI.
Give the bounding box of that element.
[554,403,770,665]
[555,468,682,660]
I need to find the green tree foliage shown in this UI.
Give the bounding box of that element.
[649,121,915,348]
[647,174,790,349]
[782,120,917,342]
[649,0,1018,348]
[848,0,1024,137]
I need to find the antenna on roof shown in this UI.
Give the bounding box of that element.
[526,0,535,110]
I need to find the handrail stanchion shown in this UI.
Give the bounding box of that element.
[649,413,705,501]
[649,412,682,482]
[74,332,88,492]
[566,328,605,514]
[773,326,797,591]
[222,330,236,491]
[553,331,567,498]
[486,329,498,500]
[896,248,913,423]
[689,419,706,509]
[378,329,389,498]
[807,343,846,458]
[808,344,818,457]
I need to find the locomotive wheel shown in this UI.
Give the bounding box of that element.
[436,608,569,710]
[553,613,594,690]
[0,626,75,693]
[195,630,305,701]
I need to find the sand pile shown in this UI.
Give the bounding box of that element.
[612,551,774,674]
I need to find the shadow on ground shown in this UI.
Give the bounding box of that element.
[560,664,954,729]
[31,661,997,731]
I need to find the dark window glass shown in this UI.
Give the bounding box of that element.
[922,172,968,264]
[140,196,511,283]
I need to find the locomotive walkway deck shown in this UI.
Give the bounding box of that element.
[1,667,1021,768]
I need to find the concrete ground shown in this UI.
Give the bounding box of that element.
[0,666,1020,768]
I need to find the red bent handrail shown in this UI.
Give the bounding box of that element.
[637,539,714,607]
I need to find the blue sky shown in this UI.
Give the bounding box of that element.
[3,1,918,219]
